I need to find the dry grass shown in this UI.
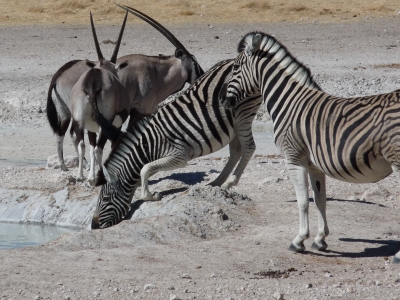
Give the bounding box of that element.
[239,1,271,10]
[374,63,400,69]
[0,0,398,25]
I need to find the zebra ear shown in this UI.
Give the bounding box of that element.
[102,165,118,186]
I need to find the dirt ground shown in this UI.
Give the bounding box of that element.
[1,1,400,299]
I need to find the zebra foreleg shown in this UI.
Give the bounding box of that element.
[208,135,241,187]
[140,155,188,201]
[391,165,400,264]
[221,130,256,189]
[287,163,310,253]
[309,168,329,251]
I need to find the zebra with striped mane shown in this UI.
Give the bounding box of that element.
[91,59,263,229]
[219,32,400,263]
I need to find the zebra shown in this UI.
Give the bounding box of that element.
[219,31,400,263]
[91,59,263,229]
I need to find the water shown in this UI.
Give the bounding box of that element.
[0,222,79,249]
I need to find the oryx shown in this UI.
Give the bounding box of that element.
[69,12,130,183]
[46,5,204,171]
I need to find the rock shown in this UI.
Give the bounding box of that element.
[47,155,79,169]
[273,292,284,300]
[144,284,157,291]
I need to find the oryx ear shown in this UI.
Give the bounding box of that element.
[175,48,186,60]
[116,61,128,71]
[102,165,118,186]
[85,59,96,68]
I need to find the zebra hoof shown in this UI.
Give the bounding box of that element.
[311,241,328,251]
[288,242,305,253]
[153,192,162,201]
[393,256,400,264]
[76,176,85,182]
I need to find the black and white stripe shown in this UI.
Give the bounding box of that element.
[220,31,400,263]
[91,59,263,229]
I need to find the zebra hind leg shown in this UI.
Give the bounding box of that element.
[287,163,310,253]
[309,168,329,251]
[391,165,400,264]
[140,155,188,201]
[221,129,256,189]
[208,135,241,187]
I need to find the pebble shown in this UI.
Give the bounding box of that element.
[324,272,333,278]
[306,283,313,288]
[144,283,157,291]
[273,292,284,300]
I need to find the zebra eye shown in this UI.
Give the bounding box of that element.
[232,64,240,72]
[103,195,111,203]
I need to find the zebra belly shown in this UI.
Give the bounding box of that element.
[315,156,392,184]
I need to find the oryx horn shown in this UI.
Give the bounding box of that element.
[90,12,104,61]
[116,4,192,57]
[110,11,128,64]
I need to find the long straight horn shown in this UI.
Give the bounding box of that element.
[110,11,128,64]
[90,12,104,60]
[116,4,191,56]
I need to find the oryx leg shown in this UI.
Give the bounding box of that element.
[309,168,329,251]
[72,131,89,170]
[391,164,400,264]
[54,89,71,171]
[140,155,187,201]
[87,131,97,183]
[76,139,86,181]
[287,163,309,253]
[95,130,109,167]
[208,135,241,187]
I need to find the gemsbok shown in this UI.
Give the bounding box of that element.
[69,12,130,183]
[46,4,204,171]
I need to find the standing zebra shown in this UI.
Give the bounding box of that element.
[91,59,263,229]
[219,32,400,263]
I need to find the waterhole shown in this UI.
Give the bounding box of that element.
[0,222,79,249]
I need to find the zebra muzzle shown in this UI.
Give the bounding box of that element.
[91,216,100,230]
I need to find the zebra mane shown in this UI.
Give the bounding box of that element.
[95,116,152,186]
[238,32,321,91]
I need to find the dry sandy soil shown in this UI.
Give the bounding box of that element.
[1,1,400,299]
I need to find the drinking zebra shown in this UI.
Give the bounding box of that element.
[219,31,400,263]
[91,59,263,229]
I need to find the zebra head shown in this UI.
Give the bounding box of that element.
[91,166,132,229]
[219,32,263,109]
